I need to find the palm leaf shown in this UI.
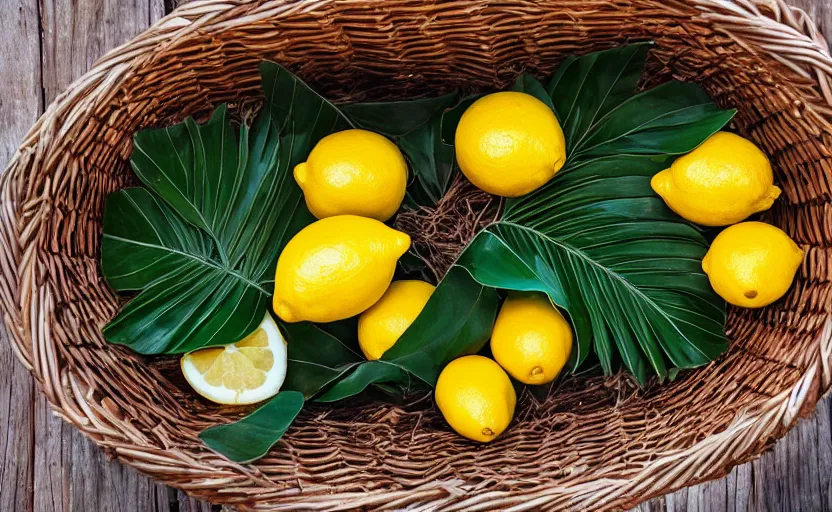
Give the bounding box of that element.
[316,267,500,401]
[102,62,351,354]
[460,156,728,382]
[457,44,734,381]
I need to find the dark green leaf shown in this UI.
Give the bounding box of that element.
[315,317,361,351]
[545,55,578,105]
[281,322,362,399]
[261,62,354,157]
[102,187,271,354]
[440,95,481,145]
[102,63,350,354]
[573,81,737,159]
[399,116,456,205]
[548,43,651,149]
[317,267,500,401]
[341,92,459,137]
[199,391,304,463]
[456,230,589,372]
[381,267,500,384]
[396,250,430,280]
[315,361,410,403]
[459,155,729,382]
[510,73,555,111]
[344,92,461,207]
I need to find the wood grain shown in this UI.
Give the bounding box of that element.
[1,1,181,511]
[0,1,41,511]
[787,0,832,47]
[0,0,831,511]
[634,397,832,511]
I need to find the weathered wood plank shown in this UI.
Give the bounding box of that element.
[726,462,753,512]
[40,0,167,100]
[788,0,832,48]
[33,395,71,512]
[0,1,42,512]
[2,0,832,511]
[33,1,171,511]
[813,396,832,512]
[638,395,832,512]
[178,490,217,512]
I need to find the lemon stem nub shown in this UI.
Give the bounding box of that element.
[531,366,543,377]
[482,428,495,437]
[293,162,308,185]
[744,290,758,299]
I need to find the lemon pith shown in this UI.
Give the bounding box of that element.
[435,355,516,443]
[273,215,411,323]
[180,312,287,405]
[455,91,566,197]
[650,132,781,226]
[294,129,407,221]
[702,221,803,308]
[358,280,435,360]
[490,292,573,385]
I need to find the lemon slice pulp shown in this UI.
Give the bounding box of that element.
[180,312,287,405]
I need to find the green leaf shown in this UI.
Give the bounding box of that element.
[315,361,410,403]
[341,92,459,137]
[261,62,354,157]
[543,43,734,163]
[102,62,351,354]
[456,230,588,372]
[199,391,304,463]
[281,322,362,399]
[548,43,651,149]
[510,73,555,111]
[399,116,456,205]
[381,267,500,383]
[460,155,729,382]
[440,95,481,145]
[317,267,500,401]
[572,81,737,160]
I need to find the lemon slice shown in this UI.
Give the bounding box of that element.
[180,312,287,405]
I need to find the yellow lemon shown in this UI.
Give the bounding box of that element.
[294,129,407,221]
[702,221,803,308]
[490,292,572,385]
[651,132,781,226]
[435,355,516,443]
[180,312,287,405]
[273,215,410,323]
[455,91,566,197]
[358,280,435,360]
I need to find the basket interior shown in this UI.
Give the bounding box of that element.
[12,0,832,509]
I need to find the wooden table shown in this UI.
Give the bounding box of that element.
[1,1,830,510]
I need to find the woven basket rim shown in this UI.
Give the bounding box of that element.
[3,1,832,510]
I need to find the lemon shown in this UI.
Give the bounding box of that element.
[455,91,566,197]
[490,292,572,385]
[273,215,410,323]
[702,221,803,308]
[180,312,287,405]
[358,280,435,360]
[651,132,781,226]
[435,355,516,442]
[294,129,407,221]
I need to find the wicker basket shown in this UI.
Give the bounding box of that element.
[3,0,832,510]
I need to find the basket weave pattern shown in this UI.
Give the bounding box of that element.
[2,0,832,510]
